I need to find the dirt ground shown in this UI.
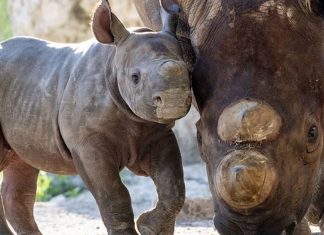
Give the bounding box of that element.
[33,164,321,235]
[34,199,321,235]
[35,200,218,235]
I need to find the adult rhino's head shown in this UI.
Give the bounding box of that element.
[135,0,324,233]
[92,0,191,124]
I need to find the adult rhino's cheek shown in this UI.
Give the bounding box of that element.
[215,150,278,212]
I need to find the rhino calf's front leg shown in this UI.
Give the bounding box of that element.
[135,131,185,235]
[72,135,137,235]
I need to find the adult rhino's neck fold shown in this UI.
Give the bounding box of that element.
[185,0,223,49]
[104,62,145,123]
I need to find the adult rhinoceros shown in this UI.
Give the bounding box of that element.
[0,1,192,234]
[134,0,324,234]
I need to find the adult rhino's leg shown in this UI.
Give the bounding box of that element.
[0,130,14,235]
[306,162,324,234]
[290,218,311,235]
[72,134,137,235]
[1,154,41,235]
[136,131,185,235]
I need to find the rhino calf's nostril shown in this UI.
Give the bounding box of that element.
[153,96,163,107]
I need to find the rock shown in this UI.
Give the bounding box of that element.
[7,0,142,42]
[178,198,214,220]
[173,106,202,165]
[183,163,211,198]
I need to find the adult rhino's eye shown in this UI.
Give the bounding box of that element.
[196,130,207,162]
[306,125,320,155]
[197,131,202,146]
[131,73,141,86]
[308,126,318,143]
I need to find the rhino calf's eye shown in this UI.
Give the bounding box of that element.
[308,126,318,143]
[131,73,141,85]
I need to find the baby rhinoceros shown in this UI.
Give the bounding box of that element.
[0,1,191,234]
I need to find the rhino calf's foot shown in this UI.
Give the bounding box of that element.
[137,210,175,235]
[134,131,185,235]
[109,228,138,235]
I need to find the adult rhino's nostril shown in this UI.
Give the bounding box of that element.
[217,99,282,143]
[153,95,163,107]
[285,221,297,234]
[231,165,248,180]
[215,150,277,211]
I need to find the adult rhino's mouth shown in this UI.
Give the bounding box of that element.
[213,211,298,235]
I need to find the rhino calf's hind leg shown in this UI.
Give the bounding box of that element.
[1,155,41,235]
[0,129,13,235]
[136,131,185,235]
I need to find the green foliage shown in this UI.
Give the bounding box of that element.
[0,0,12,41]
[36,172,84,202]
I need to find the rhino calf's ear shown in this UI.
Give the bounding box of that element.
[92,0,130,45]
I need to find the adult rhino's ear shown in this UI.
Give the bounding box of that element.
[92,0,130,44]
[160,0,181,14]
[305,0,324,17]
[160,0,180,36]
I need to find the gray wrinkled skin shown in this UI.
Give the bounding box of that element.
[0,2,191,234]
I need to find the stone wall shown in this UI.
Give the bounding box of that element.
[7,0,143,42]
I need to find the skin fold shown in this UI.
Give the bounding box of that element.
[0,0,192,234]
[133,0,324,234]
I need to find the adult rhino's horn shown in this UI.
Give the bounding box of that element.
[160,0,180,35]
